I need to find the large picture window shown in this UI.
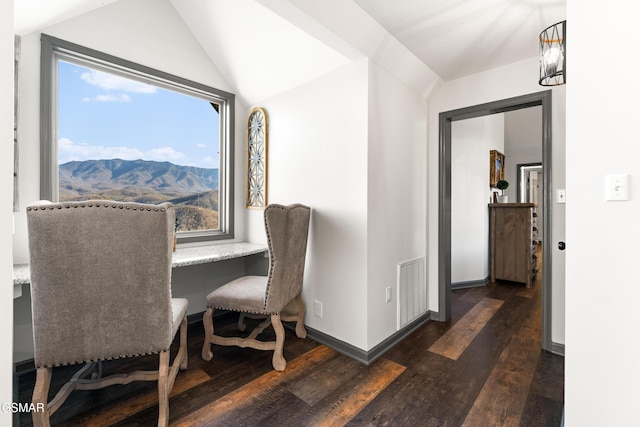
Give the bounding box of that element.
[40,34,234,243]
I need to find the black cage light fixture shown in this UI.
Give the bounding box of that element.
[539,20,566,86]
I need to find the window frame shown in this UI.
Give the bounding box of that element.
[40,34,234,243]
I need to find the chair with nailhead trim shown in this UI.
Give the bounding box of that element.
[26,200,188,427]
[201,203,311,371]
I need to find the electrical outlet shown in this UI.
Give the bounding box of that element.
[385,287,392,303]
[314,300,323,318]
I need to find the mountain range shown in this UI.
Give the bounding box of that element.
[59,159,218,198]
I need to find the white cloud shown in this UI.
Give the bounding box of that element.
[82,94,131,103]
[94,94,131,102]
[199,156,217,167]
[59,137,144,164]
[196,143,206,149]
[81,69,157,94]
[146,147,187,163]
[58,138,213,168]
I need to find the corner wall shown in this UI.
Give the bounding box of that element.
[246,60,370,349]
[248,58,430,352]
[366,61,428,348]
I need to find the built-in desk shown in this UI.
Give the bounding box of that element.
[171,242,268,268]
[13,241,268,292]
[12,265,29,298]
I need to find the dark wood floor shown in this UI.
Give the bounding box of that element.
[17,257,564,426]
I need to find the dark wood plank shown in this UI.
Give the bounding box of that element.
[416,291,537,426]
[346,352,456,425]
[428,297,504,360]
[282,348,361,405]
[520,350,565,427]
[172,345,335,426]
[461,297,542,426]
[305,358,405,427]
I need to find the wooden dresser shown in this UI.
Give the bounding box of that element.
[489,203,538,287]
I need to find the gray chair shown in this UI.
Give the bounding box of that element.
[201,203,311,371]
[26,200,188,427]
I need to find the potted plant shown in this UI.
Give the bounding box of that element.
[496,180,509,202]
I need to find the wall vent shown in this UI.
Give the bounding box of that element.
[397,257,427,330]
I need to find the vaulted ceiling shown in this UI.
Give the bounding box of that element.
[14,0,566,104]
[354,0,566,81]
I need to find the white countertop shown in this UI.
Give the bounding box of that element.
[171,241,268,268]
[13,241,268,288]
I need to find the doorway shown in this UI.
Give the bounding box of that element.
[518,163,543,203]
[518,163,544,242]
[438,91,553,352]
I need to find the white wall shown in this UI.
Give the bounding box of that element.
[504,107,544,237]
[247,59,429,351]
[247,60,370,349]
[1,1,15,423]
[565,0,640,424]
[504,107,543,202]
[428,57,566,344]
[451,115,504,284]
[366,61,427,348]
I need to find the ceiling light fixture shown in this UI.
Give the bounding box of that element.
[539,20,566,86]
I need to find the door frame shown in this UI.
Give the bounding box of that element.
[438,90,553,352]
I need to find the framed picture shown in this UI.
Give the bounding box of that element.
[489,150,505,187]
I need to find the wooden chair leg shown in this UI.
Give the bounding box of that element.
[294,294,307,339]
[32,367,52,427]
[158,314,188,427]
[157,351,170,427]
[237,313,247,332]
[271,314,286,371]
[179,316,188,370]
[202,307,214,361]
[90,361,103,379]
[246,316,272,340]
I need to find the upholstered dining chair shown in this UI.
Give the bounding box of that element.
[26,200,188,427]
[201,203,311,371]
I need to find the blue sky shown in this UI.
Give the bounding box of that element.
[57,60,220,170]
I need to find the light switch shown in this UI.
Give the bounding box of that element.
[556,189,566,203]
[605,174,630,201]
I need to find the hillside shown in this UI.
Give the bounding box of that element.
[59,159,220,231]
[59,159,218,196]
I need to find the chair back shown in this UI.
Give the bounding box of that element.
[26,200,175,368]
[263,204,311,313]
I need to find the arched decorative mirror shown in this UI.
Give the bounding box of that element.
[246,107,268,208]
